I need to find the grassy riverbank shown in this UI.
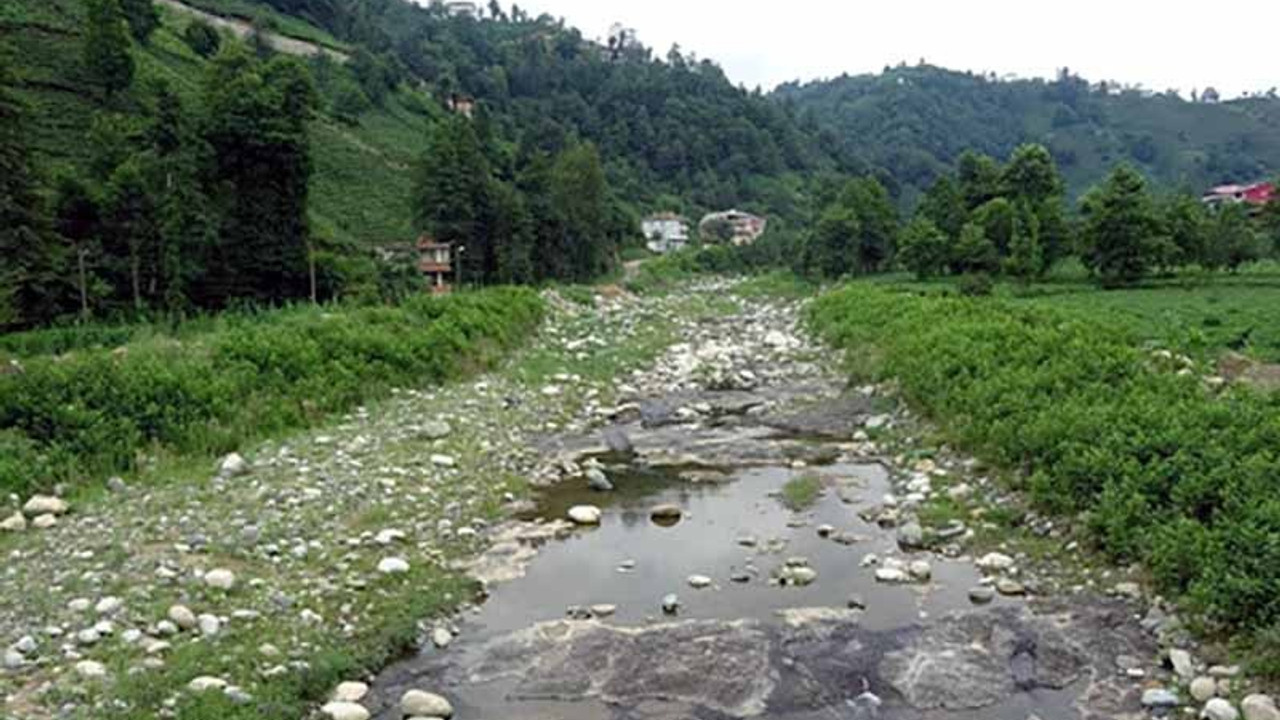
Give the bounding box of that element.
[808,283,1280,662]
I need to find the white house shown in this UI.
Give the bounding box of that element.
[642,212,690,254]
[698,209,767,247]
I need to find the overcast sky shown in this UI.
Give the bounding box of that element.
[510,0,1274,98]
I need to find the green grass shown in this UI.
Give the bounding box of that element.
[779,473,823,511]
[808,280,1280,660]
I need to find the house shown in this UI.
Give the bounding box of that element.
[417,235,454,294]
[1202,182,1275,208]
[442,1,479,18]
[698,209,768,247]
[641,212,690,254]
[447,93,476,119]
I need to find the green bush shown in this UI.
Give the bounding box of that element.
[0,288,543,496]
[808,284,1280,635]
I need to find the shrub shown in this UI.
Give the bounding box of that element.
[182,20,222,58]
[0,288,543,495]
[807,284,1280,636]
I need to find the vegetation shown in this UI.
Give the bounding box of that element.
[780,473,823,511]
[809,284,1280,649]
[0,287,543,496]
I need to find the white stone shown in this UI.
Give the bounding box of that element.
[31,514,57,529]
[0,512,26,532]
[1242,695,1280,720]
[332,681,369,703]
[875,568,909,584]
[75,660,108,679]
[188,676,228,693]
[431,627,453,649]
[567,505,602,525]
[22,495,68,516]
[197,614,221,637]
[976,552,1015,571]
[687,575,713,589]
[95,597,123,615]
[377,557,410,575]
[204,568,237,591]
[1169,648,1195,679]
[1203,698,1241,720]
[321,701,371,720]
[168,605,197,630]
[401,690,453,718]
[430,454,456,468]
[1191,677,1218,702]
[218,453,249,478]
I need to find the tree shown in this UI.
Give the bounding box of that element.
[1204,204,1262,272]
[917,175,967,240]
[549,142,613,281]
[952,221,999,275]
[1078,165,1159,286]
[119,0,160,43]
[1004,202,1043,282]
[806,203,860,279]
[1002,143,1064,205]
[1161,193,1209,268]
[971,197,1016,256]
[52,174,102,320]
[182,20,222,58]
[957,150,1003,210]
[83,0,135,99]
[413,116,493,282]
[201,49,316,305]
[897,216,950,279]
[101,159,158,311]
[844,176,898,273]
[0,57,68,327]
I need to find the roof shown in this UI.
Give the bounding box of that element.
[417,234,452,250]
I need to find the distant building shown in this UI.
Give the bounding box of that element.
[447,93,476,118]
[641,212,690,254]
[417,235,454,294]
[442,1,479,18]
[699,210,768,247]
[1203,181,1275,208]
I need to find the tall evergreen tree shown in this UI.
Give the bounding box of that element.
[549,142,611,281]
[0,55,67,327]
[413,115,493,284]
[119,0,160,44]
[1078,165,1159,286]
[83,0,135,99]
[52,174,102,320]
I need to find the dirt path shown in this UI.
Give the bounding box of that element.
[156,0,349,61]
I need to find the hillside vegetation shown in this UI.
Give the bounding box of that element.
[780,65,1280,203]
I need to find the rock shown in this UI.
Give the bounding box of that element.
[662,594,680,615]
[1191,676,1219,702]
[31,514,57,529]
[75,660,108,679]
[218,453,249,478]
[431,627,453,648]
[781,566,817,586]
[420,420,453,440]
[320,701,371,720]
[688,575,713,589]
[1142,688,1180,709]
[95,597,123,615]
[1242,695,1280,720]
[197,613,221,637]
[976,552,1015,572]
[3,649,23,669]
[430,454,456,468]
[875,567,909,584]
[106,476,128,493]
[1203,698,1240,720]
[590,604,617,618]
[188,676,228,693]
[401,689,453,718]
[896,522,926,549]
[816,524,835,538]
[568,505,602,525]
[1169,648,1195,679]
[168,605,197,630]
[13,636,36,654]
[377,557,411,575]
[996,579,1026,596]
[846,594,867,610]
[1,512,26,532]
[22,495,68,517]
[585,468,614,492]
[602,427,634,456]
[908,560,932,581]
[968,587,996,605]
[649,504,683,524]
[332,681,369,703]
[204,568,237,590]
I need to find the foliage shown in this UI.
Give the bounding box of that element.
[780,474,823,511]
[0,287,544,496]
[181,19,222,58]
[119,0,159,43]
[897,216,950,279]
[802,175,897,277]
[1078,165,1159,286]
[809,284,1280,636]
[82,0,135,98]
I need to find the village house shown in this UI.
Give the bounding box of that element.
[447,93,476,118]
[417,235,454,294]
[441,1,479,18]
[699,209,768,247]
[1202,181,1275,208]
[641,212,690,254]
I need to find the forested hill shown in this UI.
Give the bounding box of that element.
[777,65,1280,204]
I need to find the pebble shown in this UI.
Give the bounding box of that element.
[1204,698,1240,720]
[218,452,249,478]
[431,627,453,648]
[1169,648,1195,679]
[332,681,369,703]
[0,512,26,532]
[662,594,680,615]
[1242,695,1280,720]
[377,557,411,575]
[585,468,614,492]
[321,701,371,720]
[590,604,617,617]
[22,495,69,516]
[188,676,228,692]
[95,596,123,615]
[204,568,237,591]
[1142,688,1180,708]
[168,605,197,630]
[687,575,713,589]
[197,613,221,637]
[649,504,683,523]
[1191,677,1219,702]
[968,587,996,605]
[996,579,1027,596]
[74,660,108,679]
[32,514,57,529]
[976,552,1015,571]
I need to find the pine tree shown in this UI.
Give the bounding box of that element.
[52,174,102,320]
[549,142,611,281]
[119,0,160,44]
[413,116,493,283]
[0,56,68,327]
[83,0,135,99]
[1078,165,1159,286]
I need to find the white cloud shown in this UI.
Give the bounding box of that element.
[502,0,1276,98]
